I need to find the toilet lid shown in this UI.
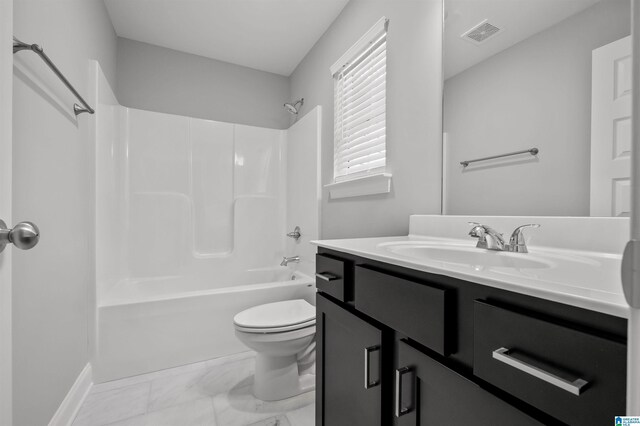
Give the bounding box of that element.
[234,299,316,329]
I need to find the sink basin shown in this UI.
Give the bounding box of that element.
[383,244,552,270]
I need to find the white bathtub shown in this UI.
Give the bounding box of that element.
[94,269,316,383]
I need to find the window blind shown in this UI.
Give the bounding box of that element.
[332,18,388,182]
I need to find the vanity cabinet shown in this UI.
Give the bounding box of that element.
[315,247,628,426]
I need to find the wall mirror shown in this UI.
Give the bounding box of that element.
[442,0,632,217]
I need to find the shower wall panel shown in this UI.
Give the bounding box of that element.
[234,196,281,269]
[122,108,285,283]
[191,119,234,256]
[95,65,127,303]
[128,109,190,194]
[129,193,191,278]
[285,107,322,276]
[235,124,281,197]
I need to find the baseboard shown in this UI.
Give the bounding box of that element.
[48,363,93,426]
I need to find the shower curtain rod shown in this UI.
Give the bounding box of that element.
[13,36,95,116]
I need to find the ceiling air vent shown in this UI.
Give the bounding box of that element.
[461,20,503,45]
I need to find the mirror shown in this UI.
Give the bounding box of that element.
[442,0,632,217]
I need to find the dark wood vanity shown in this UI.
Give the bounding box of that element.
[315,247,627,426]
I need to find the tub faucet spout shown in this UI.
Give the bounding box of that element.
[281,256,300,266]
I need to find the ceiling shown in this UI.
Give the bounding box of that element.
[444,0,601,79]
[104,0,350,76]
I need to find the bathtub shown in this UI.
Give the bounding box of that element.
[94,269,316,383]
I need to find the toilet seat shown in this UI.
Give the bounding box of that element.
[235,319,315,334]
[235,323,316,342]
[234,299,316,334]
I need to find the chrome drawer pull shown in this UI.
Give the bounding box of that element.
[315,272,338,282]
[492,347,588,396]
[395,366,413,417]
[364,345,381,389]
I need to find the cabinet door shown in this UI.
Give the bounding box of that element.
[395,341,543,426]
[317,293,383,426]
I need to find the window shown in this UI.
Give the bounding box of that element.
[331,18,388,183]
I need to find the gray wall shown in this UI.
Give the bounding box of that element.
[444,0,631,216]
[116,38,291,129]
[290,0,444,239]
[12,1,117,424]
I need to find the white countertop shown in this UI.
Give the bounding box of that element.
[312,234,630,319]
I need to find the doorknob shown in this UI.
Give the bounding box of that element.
[0,220,40,252]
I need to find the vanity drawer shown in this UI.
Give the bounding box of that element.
[473,301,626,426]
[355,266,451,356]
[316,254,350,302]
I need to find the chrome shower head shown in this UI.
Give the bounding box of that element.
[284,98,304,115]
[284,103,298,115]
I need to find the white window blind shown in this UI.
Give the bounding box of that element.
[332,17,388,182]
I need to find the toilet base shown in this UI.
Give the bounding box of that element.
[253,353,315,401]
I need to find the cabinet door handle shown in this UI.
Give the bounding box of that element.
[395,366,414,417]
[492,347,588,395]
[315,272,338,282]
[364,345,381,389]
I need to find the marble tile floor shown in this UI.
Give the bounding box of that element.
[72,351,315,426]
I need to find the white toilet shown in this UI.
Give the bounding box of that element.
[234,299,316,401]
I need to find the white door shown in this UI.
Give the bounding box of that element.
[626,0,640,415]
[0,0,13,424]
[590,36,632,217]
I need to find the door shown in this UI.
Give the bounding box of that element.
[590,36,632,217]
[394,340,543,426]
[316,293,383,426]
[0,0,13,424]
[626,0,640,415]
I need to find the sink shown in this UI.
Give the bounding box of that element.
[382,243,552,270]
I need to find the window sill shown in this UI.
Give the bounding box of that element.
[325,172,392,199]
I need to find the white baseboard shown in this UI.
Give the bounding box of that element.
[48,363,93,426]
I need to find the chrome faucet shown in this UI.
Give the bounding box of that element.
[280,255,300,266]
[468,222,506,251]
[468,222,540,253]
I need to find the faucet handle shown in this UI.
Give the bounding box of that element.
[467,221,484,236]
[508,224,540,253]
[468,222,504,238]
[468,222,507,251]
[468,222,488,249]
[287,226,301,241]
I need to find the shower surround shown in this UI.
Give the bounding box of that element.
[90,62,320,382]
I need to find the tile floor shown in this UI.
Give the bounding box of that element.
[72,352,315,426]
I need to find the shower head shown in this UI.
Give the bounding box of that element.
[284,98,304,115]
[284,103,298,115]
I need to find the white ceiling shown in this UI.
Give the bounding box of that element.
[104,0,350,76]
[444,0,601,79]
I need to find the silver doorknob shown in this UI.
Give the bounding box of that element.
[0,220,40,252]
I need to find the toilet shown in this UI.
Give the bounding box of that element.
[234,299,316,401]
